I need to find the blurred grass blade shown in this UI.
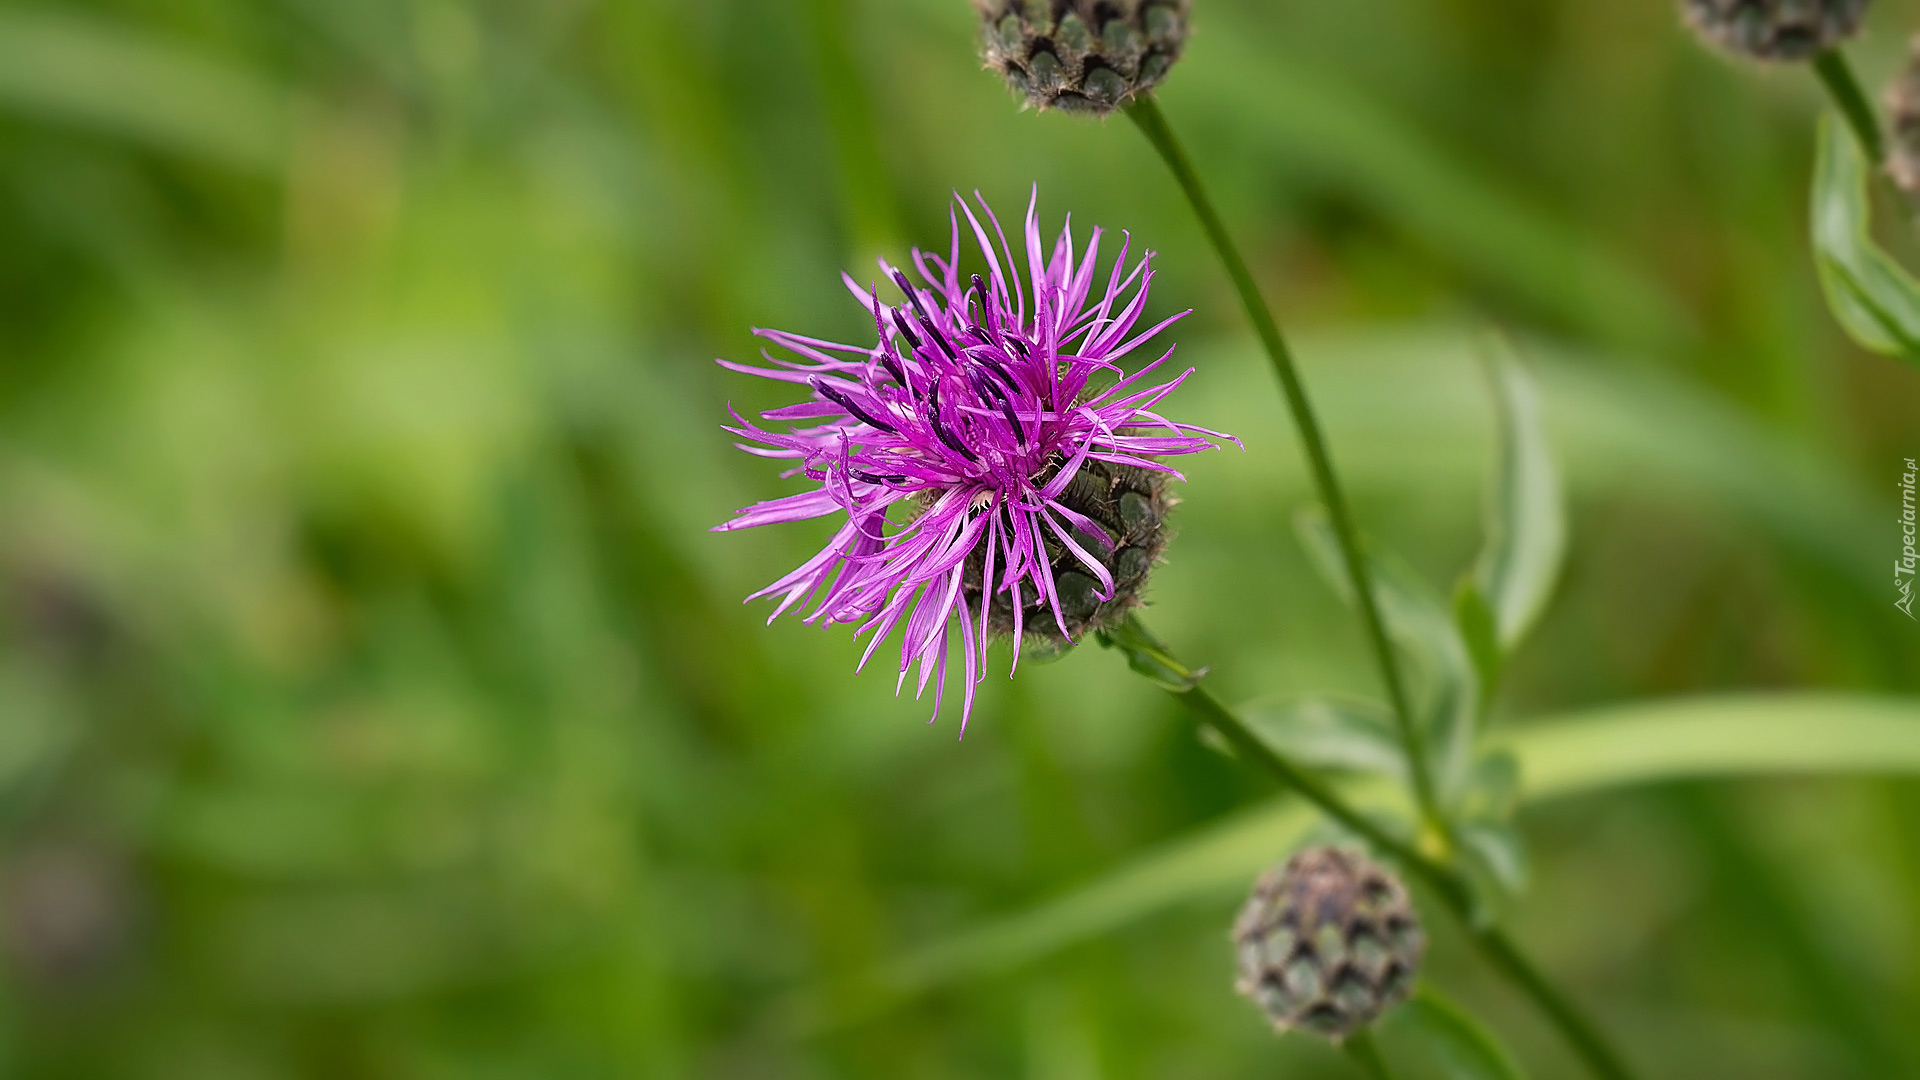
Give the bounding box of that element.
[1810,115,1920,361]
[1388,988,1531,1080]
[1491,693,1920,798]
[1470,336,1566,652]
[0,8,286,172]
[810,693,1920,1022]
[778,801,1323,1034]
[1176,24,1691,353]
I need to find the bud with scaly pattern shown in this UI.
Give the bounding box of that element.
[1681,0,1871,62]
[1233,847,1424,1041]
[974,0,1190,115]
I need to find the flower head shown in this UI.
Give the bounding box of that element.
[1233,847,1425,1042]
[714,189,1232,734]
[1681,0,1870,62]
[975,0,1190,116]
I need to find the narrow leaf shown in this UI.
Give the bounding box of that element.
[806,694,1920,1020]
[1471,336,1566,650]
[1454,578,1502,694]
[1237,695,1405,780]
[1294,505,1479,797]
[1810,115,1920,361]
[1457,820,1529,902]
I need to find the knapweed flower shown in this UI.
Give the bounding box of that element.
[713,190,1232,733]
[1681,0,1870,62]
[975,0,1190,115]
[1233,847,1424,1042]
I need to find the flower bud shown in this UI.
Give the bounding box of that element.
[1233,847,1424,1041]
[1681,0,1870,62]
[1887,36,1920,195]
[965,460,1170,649]
[974,0,1190,115]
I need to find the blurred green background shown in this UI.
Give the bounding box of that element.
[1,0,1918,1076]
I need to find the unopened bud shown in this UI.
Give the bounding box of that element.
[964,460,1171,648]
[973,0,1190,115]
[1233,847,1424,1041]
[1681,0,1870,62]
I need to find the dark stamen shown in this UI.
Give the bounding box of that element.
[971,273,998,331]
[970,370,1026,448]
[970,349,1022,398]
[813,378,899,434]
[892,270,960,362]
[925,383,980,461]
[891,310,924,354]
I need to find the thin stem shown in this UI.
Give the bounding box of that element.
[1814,50,1885,167]
[1123,94,1442,837]
[1811,49,1913,220]
[1343,1030,1396,1080]
[1473,927,1636,1080]
[1099,615,1635,1080]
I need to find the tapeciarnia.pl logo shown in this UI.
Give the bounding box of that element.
[1900,457,1917,620]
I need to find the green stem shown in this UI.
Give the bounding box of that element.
[1343,1030,1397,1080]
[1813,50,1885,167]
[1811,49,1913,221]
[1099,615,1635,1080]
[1123,95,1442,838]
[1472,927,1636,1080]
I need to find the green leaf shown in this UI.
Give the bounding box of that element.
[1237,695,1405,780]
[1470,336,1566,651]
[1388,988,1531,1080]
[1294,506,1479,798]
[1457,750,1520,822]
[1457,820,1529,904]
[1810,115,1920,361]
[1453,578,1502,694]
[1454,753,1528,917]
[807,693,1920,1022]
[1294,506,1458,660]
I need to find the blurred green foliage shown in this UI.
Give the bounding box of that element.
[0,1,1918,1077]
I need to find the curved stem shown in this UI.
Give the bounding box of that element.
[1343,1030,1397,1080]
[1814,50,1884,166]
[1472,927,1636,1080]
[1123,95,1442,837]
[1099,615,1636,1080]
[1812,49,1912,219]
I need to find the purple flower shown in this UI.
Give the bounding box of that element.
[714,189,1233,734]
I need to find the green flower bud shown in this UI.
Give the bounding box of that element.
[1233,847,1424,1042]
[1681,0,1870,62]
[973,0,1190,115]
[963,460,1171,649]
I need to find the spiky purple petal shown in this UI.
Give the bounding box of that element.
[714,188,1235,735]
